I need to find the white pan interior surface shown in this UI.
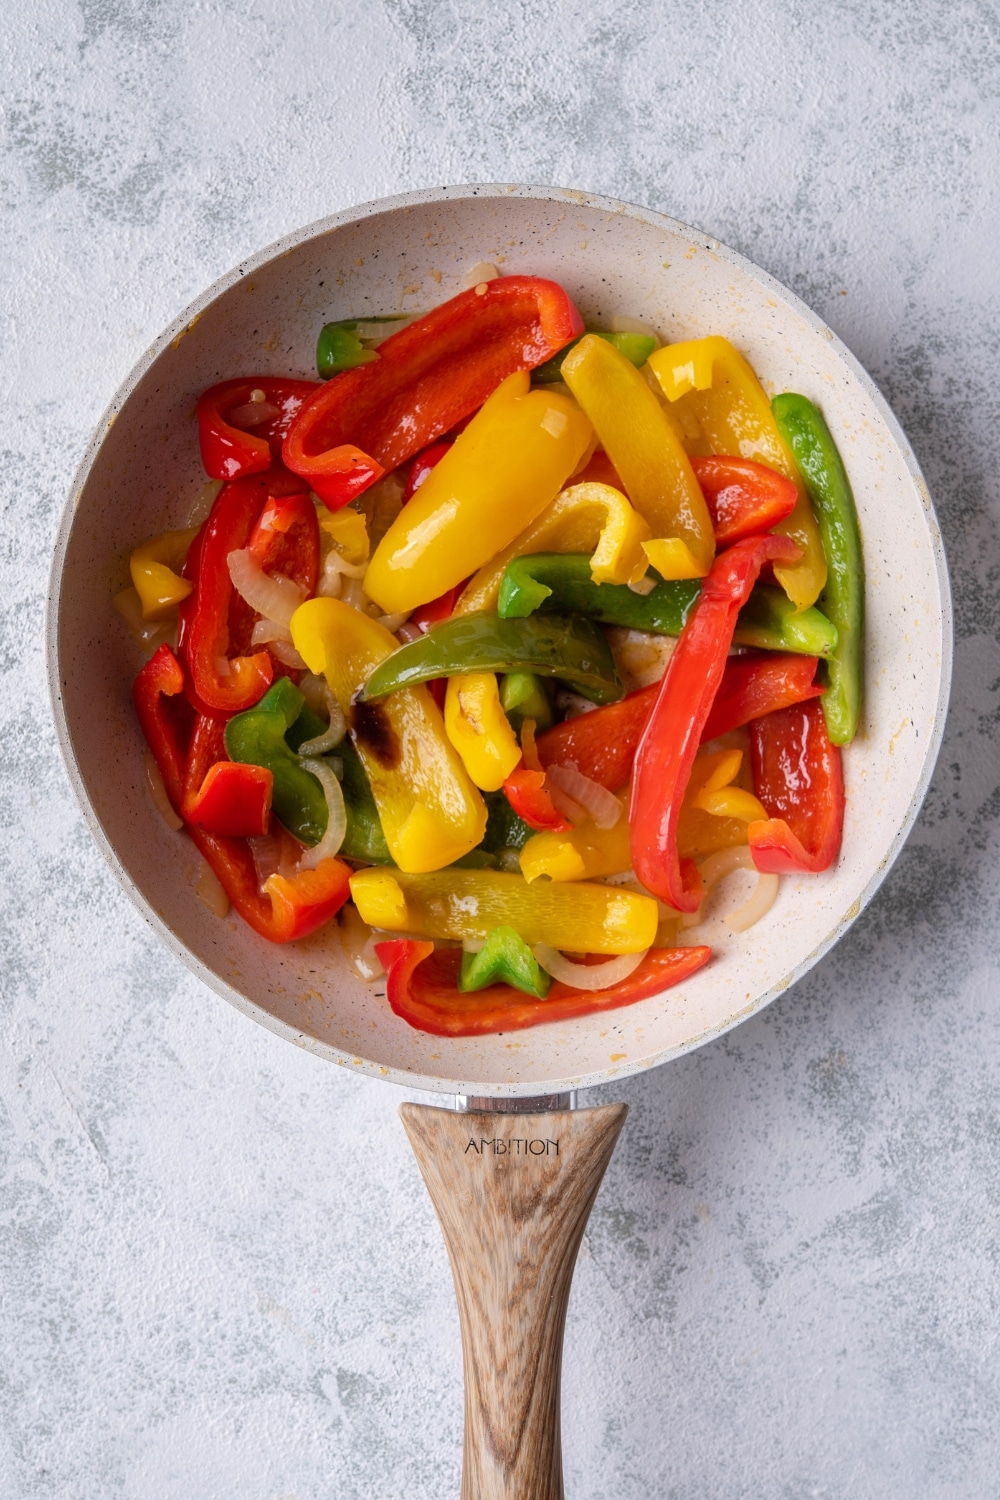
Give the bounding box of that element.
[49,185,951,1097]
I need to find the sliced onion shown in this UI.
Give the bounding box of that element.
[545,764,622,829]
[355,315,418,346]
[227,549,306,627]
[143,748,182,830]
[248,833,283,889]
[339,576,369,613]
[251,617,292,647]
[298,672,331,715]
[339,903,386,981]
[726,872,780,932]
[397,621,424,645]
[297,682,346,756]
[462,261,501,288]
[377,610,411,634]
[195,859,230,918]
[226,399,280,429]
[268,640,308,670]
[681,846,779,935]
[188,478,223,526]
[608,314,661,342]
[533,945,647,991]
[113,586,176,653]
[627,574,656,596]
[298,757,347,867]
[545,779,590,826]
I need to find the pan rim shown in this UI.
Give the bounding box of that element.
[47,182,953,1097]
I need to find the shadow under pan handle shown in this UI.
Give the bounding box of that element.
[400,1101,627,1500]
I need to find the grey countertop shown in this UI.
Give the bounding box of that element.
[2,2,999,1495]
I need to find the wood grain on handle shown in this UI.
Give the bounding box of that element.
[401,1102,627,1500]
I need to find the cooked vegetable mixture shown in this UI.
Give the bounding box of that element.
[115,272,863,1036]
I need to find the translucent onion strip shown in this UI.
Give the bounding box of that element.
[682,846,780,934]
[227,548,305,627]
[251,617,292,647]
[298,757,347,867]
[195,859,230,918]
[339,903,386,981]
[143,748,183,830]
[533,944,647,991]
[297,680,347,756]
[545,764,622,829]
[268,640,308,670]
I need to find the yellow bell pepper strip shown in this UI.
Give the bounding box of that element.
[677,749,763,860]
[363,371,593,614]
[444,673,523,792]
[129,527,199,620]
[519,794,630,883]
[458,926,551,999]
[532,329,658,383]
[350,866,658,953]
[319,507,369,567]
[455,480,651,618]
[290,597,486,872]
[361,612,623,706]
[647,337,826,609]
[560,335,716,579]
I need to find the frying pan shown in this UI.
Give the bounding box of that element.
[48,185,951,1497]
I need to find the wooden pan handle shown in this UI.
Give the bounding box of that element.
[401,1101,627,1500]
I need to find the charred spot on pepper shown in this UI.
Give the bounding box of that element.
[350,695,401,769]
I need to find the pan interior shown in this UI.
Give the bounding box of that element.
[51,187,950,1096]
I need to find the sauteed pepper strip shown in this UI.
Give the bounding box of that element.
[375,940,712,1038]
[132,647,350,940]
[771,393,864,744]
[748,698,844,873]
[534,649,822,792]
[629,532,802,910]
[290,597,486,871]
[350,867,658,952]
[689,455,798,546]
[647,338,825,609]
[496,554,838,657]
[283,276,584,508]
[458,926,551,999]
[198,377,320,481]
[177,469,306,714]
[361,612,623,706]
[363,370,592,613]
[560,334,715,579]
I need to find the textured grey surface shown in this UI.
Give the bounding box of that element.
[1,2,999,1496]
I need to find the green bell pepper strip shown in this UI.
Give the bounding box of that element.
[771,393,864,744]
[497,553,838,657]
[316,316,412,379]
[500,671,554,733]
[361,612,624,705]
[481,790,534,855]
[532,330,657,384]
[458,925,552,998]
[226,677,391,862]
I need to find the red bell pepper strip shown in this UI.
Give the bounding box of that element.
[375,940,712,1037]
[629,532,802,910]
[183,761,273,838]
[197,377,321,481]
[133,647,350,941]
[536,650,820,792]
[282,277,584,508]
[691,456,798,548]
[177,469,305,714]
[502,767,571,832]
[132,644,193,811]
[247,491,321,597]
[402,439,452,504]
[747,698,844,873]
[700,652,822,742]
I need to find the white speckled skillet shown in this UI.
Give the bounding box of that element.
[49,186,952,1496]
[49,184,950,1100]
